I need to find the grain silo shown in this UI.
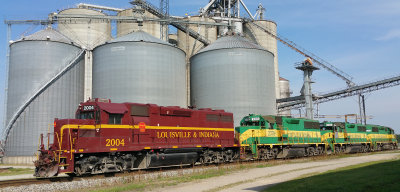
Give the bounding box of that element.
[58,8,111,100]
[244,20,280,99]
[117,9,161,38]
[190,35,276,125]
[177,16,218,58]
[57,8,111,49]
[4,28,85,164]
[92,31,187,107]
[279,77,291,116]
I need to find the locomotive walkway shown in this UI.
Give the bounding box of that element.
[155,151,400,192]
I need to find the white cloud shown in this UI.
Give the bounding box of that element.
[375,29,400,41]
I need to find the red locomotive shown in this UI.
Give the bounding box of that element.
[34,99,239,177]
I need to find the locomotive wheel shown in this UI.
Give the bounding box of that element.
[307,147,315,156]
[335,147,340,154]
[266,149,274,160]
[75,166,84,176]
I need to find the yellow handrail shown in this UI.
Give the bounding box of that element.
[36,135,41,160]
[55,132,61,163]
[69,128,73,160]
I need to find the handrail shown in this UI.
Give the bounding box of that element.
[69,129,73,160]
[55,132,61,163]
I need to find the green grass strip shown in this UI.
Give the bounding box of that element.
[264,158,400,192]
[0,168,34,176]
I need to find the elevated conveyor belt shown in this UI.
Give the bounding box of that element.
[277,75,400,111]
[131,0,211,45]
[245,19,355,87]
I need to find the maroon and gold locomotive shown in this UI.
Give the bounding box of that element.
[34,99,239,177]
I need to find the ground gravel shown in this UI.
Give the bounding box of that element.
[0,165,223,192]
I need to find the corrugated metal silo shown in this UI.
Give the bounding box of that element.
[4,28,84,160]
[190,35,276,125]
[244,20,280,99]
[117,9,161,38]
[92,31,187,107]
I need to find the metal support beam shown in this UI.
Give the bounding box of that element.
[239,0,255,20]
[76,3,123,12]
[358,94,367,125]
[131,0,213,45]
[2,24,11,137]
[159,0,169,41]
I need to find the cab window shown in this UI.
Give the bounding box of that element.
[109,114,123,124]
[77,112,94,119]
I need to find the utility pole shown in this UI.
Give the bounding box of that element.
[358,94,367,125]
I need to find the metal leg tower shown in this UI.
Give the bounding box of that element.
[159,0,169,41]
[296,59,319,119]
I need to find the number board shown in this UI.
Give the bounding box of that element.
[83,105,95,111]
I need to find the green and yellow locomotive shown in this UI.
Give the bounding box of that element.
[236,114,398,160]
[236,114,325,159]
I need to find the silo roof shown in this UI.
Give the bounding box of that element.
[13,27,76,44]
[195,35,267,55]
[108,30,172,46]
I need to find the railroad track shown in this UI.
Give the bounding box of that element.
[1,150,398,189]
[0,177,75,188]
[0,165,192,188]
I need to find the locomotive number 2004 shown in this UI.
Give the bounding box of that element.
[105,139,125,147]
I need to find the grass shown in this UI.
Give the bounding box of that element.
[89,167,235,192]
[0,168,34,176]
[83,151,399,192]
[264,158,400,192]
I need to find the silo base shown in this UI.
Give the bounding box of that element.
[2,156,36,166]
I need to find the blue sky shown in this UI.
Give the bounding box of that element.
[0,0,399,136]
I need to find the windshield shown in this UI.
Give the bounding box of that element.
[77,112,94,119]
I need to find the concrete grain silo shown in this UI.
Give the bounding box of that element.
[58,8,112,100]
[4,28,85,164]
[177,16,217,58]
[117,9,161,38]
[278,77,291,116]
[190,35,276,125]
[58,8,111,49]
[92,31,187,107]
